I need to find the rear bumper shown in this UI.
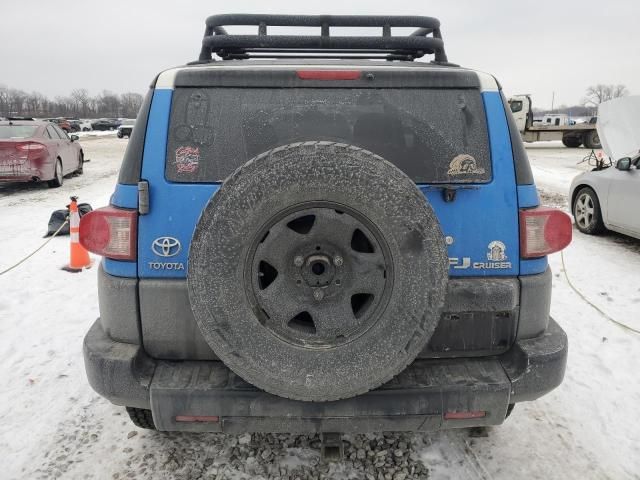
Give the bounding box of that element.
[0,162,42,182]
[83,317,567,433]
[0,175,36,182]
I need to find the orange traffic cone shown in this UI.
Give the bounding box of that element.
[64,196,91,272]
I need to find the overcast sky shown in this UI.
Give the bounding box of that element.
[2,0,639,109]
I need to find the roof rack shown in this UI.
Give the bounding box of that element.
[197,14,450,63]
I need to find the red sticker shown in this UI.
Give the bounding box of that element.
[175,146,200,173]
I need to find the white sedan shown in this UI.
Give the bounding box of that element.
[570,154,639,238]
[570,96,640,239]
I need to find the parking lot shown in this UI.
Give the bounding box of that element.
[1,136,639,479]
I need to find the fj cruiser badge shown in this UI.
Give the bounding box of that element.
[447,154,485,175]
[487,240,507,261]
[448,241,512,270]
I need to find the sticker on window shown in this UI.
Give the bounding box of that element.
[447,154,486,175]
[174,146,200,174]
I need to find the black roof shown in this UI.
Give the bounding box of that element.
[196,14,451,64]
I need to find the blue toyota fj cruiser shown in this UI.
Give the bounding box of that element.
[80,14,572,442]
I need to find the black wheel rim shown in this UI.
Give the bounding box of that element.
[245,202,393,349]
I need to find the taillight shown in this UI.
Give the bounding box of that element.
[520,207,572,258]
[296,70,361,80]
[16,142,46,151]
[79,206,137,260]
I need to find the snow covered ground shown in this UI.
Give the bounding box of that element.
[1,138,639,479]
[73,130,119,139]
[525,140,597,195]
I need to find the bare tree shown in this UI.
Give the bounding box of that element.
[55,96,78,117]
[0,84,144,118]
[582,84,629,106]
[98,90,121,118]
[0,84,9,116]
[120,92,144,118]
[26,92,46,116]
[611,84,629,99]
[71,88,91,118]
[8,89,28,116]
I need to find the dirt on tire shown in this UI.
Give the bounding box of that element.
[188,142,448,402]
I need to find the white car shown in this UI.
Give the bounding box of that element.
[570,154,640,238]
[570,96,640,239]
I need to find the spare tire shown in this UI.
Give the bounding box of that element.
[188,142,448,401]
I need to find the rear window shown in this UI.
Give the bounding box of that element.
[165,88,491,183]
[0,125,38,139]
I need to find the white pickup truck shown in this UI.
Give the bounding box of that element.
[508,94,601,149]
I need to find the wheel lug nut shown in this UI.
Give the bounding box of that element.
[313,289,324,301]
[333,255,343,267]
[294,255,304,267]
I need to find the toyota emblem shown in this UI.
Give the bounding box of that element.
[152,237,181,257]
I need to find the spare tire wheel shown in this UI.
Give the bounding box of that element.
[188,142,448,401]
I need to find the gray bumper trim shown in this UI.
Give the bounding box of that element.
[98,265,551,361]
[132,273,542,360]
[83,320,154,409]
[83,317,567,432]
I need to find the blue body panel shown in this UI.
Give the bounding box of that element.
[419,91,521,277]
[109,183,138,209]
[520,256,548,275]
[517,184,540,208]
[103,258,138,277]
[104,87,547,279]
[137,89,219,278]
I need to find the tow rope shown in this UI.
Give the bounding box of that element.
[0,218,69,276]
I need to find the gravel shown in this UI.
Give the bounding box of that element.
[226,432,430,480]
[91,431,431,479]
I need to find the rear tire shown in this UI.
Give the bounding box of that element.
[573,187,606,234]
[562,135,582,148]
[505,403,516,419]
[126,407,156,430]
[583,130,601,149]
[48,159,63,188]
[75,152,84,175]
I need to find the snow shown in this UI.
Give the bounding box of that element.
[73,130,119,139]
[525,141,595,195]
[1,138,639,479]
